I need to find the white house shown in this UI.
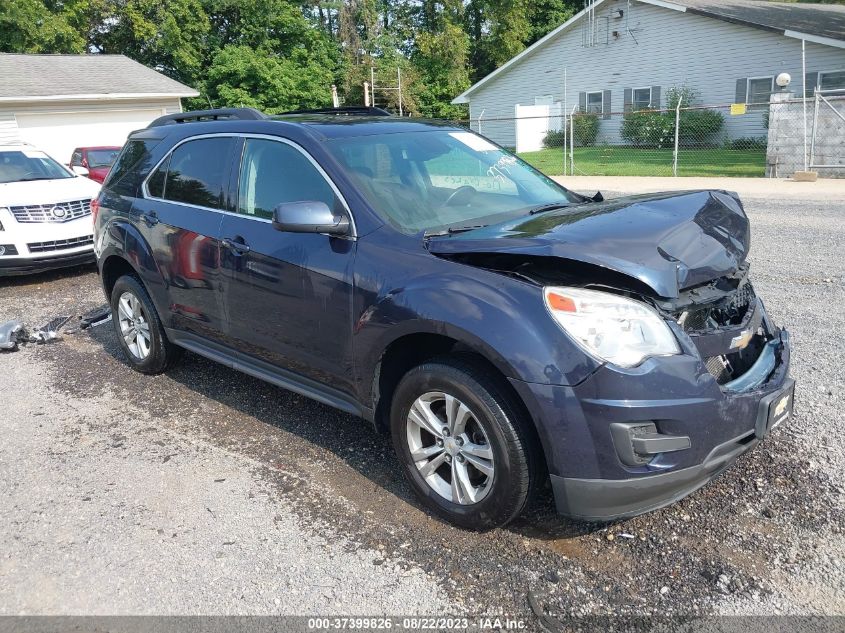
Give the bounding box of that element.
[452,0,845,150]
[0,54,198,163]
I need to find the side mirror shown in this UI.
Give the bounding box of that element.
[272,201,350,236]
[71,166,90,177]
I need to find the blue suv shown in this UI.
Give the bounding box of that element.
[94,107,793,529]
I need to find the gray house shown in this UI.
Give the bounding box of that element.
[452,0,845,150]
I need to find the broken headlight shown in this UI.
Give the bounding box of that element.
[543,287,681,368]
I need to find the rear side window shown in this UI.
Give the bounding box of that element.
[237,138,336,220]
[104,139,161,197]
[160,137,234,210]
[146,155,170,198]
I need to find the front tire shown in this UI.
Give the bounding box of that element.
[390,356,540,530]
[110,274,181,374]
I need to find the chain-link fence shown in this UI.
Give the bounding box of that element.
[454,94,845,178]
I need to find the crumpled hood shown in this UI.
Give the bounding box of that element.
[427,190,749,298]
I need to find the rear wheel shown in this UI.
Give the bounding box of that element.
[111,274,181,374]
[390,357,540,530]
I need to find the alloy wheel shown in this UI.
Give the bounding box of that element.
[117,291,152,360]
[406,391,495,505]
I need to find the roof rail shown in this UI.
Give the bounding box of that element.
[279,106,392,117]
[147,107,267,128]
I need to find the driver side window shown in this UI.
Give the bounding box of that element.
[237,138,336,220]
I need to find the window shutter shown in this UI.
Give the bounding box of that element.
[736,78,747,104]
[623,88,633,112]
[805,72,818,97]
[578,91,587,113]
[602,90,611,119]
[651,85,661,109]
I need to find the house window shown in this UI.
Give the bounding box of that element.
[819,70,845,93]
[586,91,603,114]
[633,87,652,110]
[747,77,773,105]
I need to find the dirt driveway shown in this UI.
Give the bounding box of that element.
[0,194,843,622]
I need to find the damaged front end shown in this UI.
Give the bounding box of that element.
[654,264,786,393]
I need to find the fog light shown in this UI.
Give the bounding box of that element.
[610,422,691,467]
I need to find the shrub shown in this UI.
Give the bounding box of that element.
[677,108,724,147]
[620,110,675,147]
[730,137,768,151]
[543,112,601,148]
[621,85,725,148]
[543,129,566,148]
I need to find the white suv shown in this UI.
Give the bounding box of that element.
[0,144,101,275]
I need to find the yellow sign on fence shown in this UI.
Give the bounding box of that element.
[730,103,747,116]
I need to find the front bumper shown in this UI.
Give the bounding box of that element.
[0,217,95,276]
[510,325,792,522]
[0,250,95,276]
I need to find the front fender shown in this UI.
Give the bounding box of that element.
[354,268,601,396]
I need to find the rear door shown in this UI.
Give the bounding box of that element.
[132,135,235,341]
[218,136,357,393]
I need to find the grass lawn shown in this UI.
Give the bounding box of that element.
[518,146,766,177]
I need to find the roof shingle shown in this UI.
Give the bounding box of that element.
[0,54,199,100]
[671,0,845,42]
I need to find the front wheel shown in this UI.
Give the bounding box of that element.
[390,357,540,530]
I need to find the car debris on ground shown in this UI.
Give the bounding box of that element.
[0,320,25,350]
[78,305,112,330]
[0,305,110,351]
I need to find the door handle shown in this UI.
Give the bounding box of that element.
[221,237,251,254]
[141,211,159,227]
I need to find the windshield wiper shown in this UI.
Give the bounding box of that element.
[527,202,572,215]
[424,224,487,238]
[17,176,57,182]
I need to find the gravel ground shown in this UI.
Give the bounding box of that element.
[0,194,843,623]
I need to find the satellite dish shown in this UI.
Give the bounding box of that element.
[776,73,791,88]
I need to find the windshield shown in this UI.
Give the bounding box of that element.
[325,130,580,234]
[0,150,73,183]
[86,148,121,168]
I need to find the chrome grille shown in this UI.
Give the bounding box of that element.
[27,235,93,253]
[10,199,92,223]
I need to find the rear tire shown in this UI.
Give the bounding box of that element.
[390,356,540,530]
[110,274,181,374]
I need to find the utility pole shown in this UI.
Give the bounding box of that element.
[363,81,370,107]
[370,66,376,107]
[397,67,403,116]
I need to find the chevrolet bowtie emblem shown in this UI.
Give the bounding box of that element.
[774,394,790,418]
[729,328,754,350]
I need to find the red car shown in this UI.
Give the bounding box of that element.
[68,146,122,183]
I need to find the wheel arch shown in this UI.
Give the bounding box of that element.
[97,219,167,313]
[101,254,141,299]
[370,328,540,455]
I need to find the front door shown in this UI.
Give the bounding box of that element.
[219,137,357,394]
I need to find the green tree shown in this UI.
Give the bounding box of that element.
[93,0,209,84]
[527,0,576,44]
[201,44,335,112]
[413,1,470,119]
[0,0,86,53]
[465,0,577,82]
